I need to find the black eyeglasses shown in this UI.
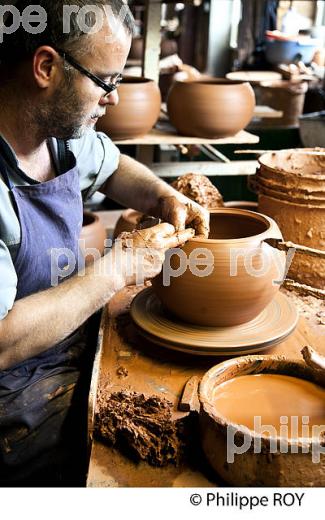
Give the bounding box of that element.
[55,48,123,97]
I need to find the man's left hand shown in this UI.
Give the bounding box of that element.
[157,194,210,238]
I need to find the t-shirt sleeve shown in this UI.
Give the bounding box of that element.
[0,239,17,320]
[68,129,120,201]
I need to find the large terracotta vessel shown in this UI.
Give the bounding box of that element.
[96,76,161,140]
[199,355,325,486]
[167,79,255,138]
[251,148,325,289]
[152,209,285,327]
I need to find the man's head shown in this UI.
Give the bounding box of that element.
[0,1,135,139]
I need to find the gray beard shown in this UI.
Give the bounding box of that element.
[34,80,90,140]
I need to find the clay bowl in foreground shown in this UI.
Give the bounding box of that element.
[96,76,161,140]
[199,355,325,486]
[167,79,255,138]
[151,209,285,327]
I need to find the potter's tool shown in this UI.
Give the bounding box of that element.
[179,376,200,413]
[283,279,325,300]
[264,237,325,260]
[302,346,325,372]
[235,149,325,156]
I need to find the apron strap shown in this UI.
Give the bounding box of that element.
[57,139,74,175]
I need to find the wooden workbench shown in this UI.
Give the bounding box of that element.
[86,286,325,487]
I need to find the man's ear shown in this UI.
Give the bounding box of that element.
[33,46,60,88]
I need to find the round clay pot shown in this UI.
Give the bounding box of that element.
[257,80,308,127]
[96,76,161,140]
[167,79,255,138]
[79,211,106,265]
[113,208,143,239]
[151,209,285,327]
[160,38,178,58]
[128,37,144,60]
[258,148,325,195]
[199,354,325,486]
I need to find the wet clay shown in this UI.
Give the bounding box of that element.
[212,374,325,438]
[171,173,224,209]
[95,390,185,466]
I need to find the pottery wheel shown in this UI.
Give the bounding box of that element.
[130,288,299,356]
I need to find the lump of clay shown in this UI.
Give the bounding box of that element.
[172,173,224,209]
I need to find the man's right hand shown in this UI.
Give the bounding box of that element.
[107,223,194,287]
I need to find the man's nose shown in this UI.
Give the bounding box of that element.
[100,90,119,106]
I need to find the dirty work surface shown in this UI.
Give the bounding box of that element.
[87,286,325,487]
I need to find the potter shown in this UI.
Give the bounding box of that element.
[0,0,208,486]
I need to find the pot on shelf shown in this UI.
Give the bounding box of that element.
[167,79,255,138]
[96,76,161,140]
[151,208,286,327]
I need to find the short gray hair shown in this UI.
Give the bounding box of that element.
[0,0,135,64]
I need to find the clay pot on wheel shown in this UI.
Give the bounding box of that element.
[167,79,255,138]
[152,209,285,327]
[80,211,106,265]
[97,76,161,140]
[199,354,325,486]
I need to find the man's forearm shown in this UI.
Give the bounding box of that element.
[100,153,178,215]
[0,254,124,370]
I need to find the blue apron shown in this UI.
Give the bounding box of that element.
[0,139,93,486]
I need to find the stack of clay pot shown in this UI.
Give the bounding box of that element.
[251,148,325,289]
[167,79,255,138]
[96,76,161,140]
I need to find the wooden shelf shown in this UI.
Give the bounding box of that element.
[149,160,259,177]
[253,105,283,119]
[113,122,259,146]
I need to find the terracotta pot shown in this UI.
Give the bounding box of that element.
[97,76,161,140]
[152,209,285,327]
[80,211,106,265]
[199,355,325,486]
[258,194,325,289]
[128,37,143,60]
[250,149,325,289]
[258,148,325,195]
[113,208,143,239]
[257,80,308,127]
[167,79,255,138]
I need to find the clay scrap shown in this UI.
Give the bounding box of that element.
[171,173,224,209]
[95,390,186,466]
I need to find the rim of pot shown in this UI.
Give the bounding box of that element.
[199,354,325,447]
[172,78,251,87]
[190,208,275,244]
